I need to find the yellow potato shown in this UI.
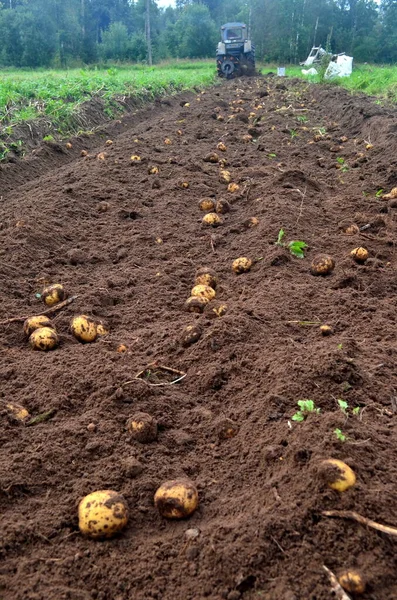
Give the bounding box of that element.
[195,267,217,290]
[105,140,113,146]
[232,257,253,274]
[184,296,209,313]
[0,400,30,422]
[70,315,98,343]
[344,224,359,235]
[78,490,128,539]
[217,142,227,152]
[154,478,198,519]
[148,166,159,174]
[29,327,59,351]
[117,344,128,353]
[321,459,356,492]
[203,153,219,163]
[310,254,335,276]
[23,315,54,338]
[202,213,222,227]
[383,187,397,199]
[351,247,369,263]
[127,412,158,443]
[338,570,365,595]
[130,155,141,162]
[199,198,215,212]
[320,324,333,336]
[219,170,231,184]
[210,303,227,317]
[41,284,66,307]
[191,284,216,300]
[227,183,240,193]
[96,323,109,336]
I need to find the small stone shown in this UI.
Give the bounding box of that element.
[185,528,200,540]
[87,423,96,432]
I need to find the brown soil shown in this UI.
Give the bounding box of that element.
[1,76,397,600]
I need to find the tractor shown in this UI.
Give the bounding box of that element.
[216,22,255,78]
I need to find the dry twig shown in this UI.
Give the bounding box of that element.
[323,565,352,600]
[323,510,397,537]
[0,295,78,326]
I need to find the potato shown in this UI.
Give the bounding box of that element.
[338,570,365,595]
[242,134,253,143]
[127,412,158,443]
[97,152,106,160]
[1,400,30,422]
[164,138,172,145]
[70,315,98,343]
[202,213,222,227]
[383,187,397,199]
[42,284,66,307]
[154,478,198,519]
[148,166,159,174]
[65,142,73,149]
[351,247,369,263]
[320,324,333,336]
[81,150,88,157]
[321,459,356,492]
[210,302,227,317]
[195,267,217,290]
[232,257,253,274]
[184,296,210,313]
[344,224,359,235]
[199,198,215,212]
[310,254,335,276]
[181,324,202,347]
[217,418,239,440]
[96,323,109,336]
[217,142,227,152]
[130,155,141,162]
[105,140,113,146]
[244,217,259,228]
[227,183,240,193]
[217,115,224,122]
[78,490,128,539]
[203,153,219,163]
[23,315,54,338]
[180,181,189,188]
[216,199,231,214]
[191,284,216,300]
[29,327,59,351]
[219,170,231,184]
[117,344,128,353]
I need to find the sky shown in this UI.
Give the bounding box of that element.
[156,0,176,7]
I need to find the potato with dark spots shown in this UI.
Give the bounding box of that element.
[41,283,66,307]
[191,284,216,300]
[216,199,231,214]
[154,478,198,519]
[181,324,202,347]
[29,327,59,351]
[78,490,128,539]
[310,254,335,276]
[199,198,215,212]
[232,257,253,274]
[320,459,356,492]
[351,247,369,263]
[24,315,54,338]
[127,412,158,443]
[338,570,366,595]
[203,153,219,163]
[184,296,210,313]
[202,213,222,227]
[195,267,217,290]
[70,315,98,343]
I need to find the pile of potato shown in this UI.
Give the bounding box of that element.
[184,267,218,314]
[25,283,109,351]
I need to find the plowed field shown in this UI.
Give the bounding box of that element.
[1,75,397,600]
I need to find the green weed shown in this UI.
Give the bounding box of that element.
[276,228,308,258]
[292,399,320,422]
[334,428,347,442]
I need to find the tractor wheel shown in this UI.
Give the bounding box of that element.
[217,56,238,78]
[243,49,256,74]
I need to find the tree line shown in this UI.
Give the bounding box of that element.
[0,0,396,68]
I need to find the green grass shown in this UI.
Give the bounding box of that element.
[259,62,397,103]
[0,61,216,135]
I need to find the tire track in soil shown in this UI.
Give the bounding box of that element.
[1,76,397,600]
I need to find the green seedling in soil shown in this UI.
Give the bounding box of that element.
[292,399,320,422]
[375,189,384,198]
[334,428,347,442]
[337,398,360,417]
[297,115,308,123]
[337,343,343,350]
[290,129,298,140]
[267,153,277,159]
[336,156,349,172]
[275,228,308,258]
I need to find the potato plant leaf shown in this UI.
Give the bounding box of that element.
[288,240,308,258]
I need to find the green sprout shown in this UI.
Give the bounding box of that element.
[292,399,320,422]
[275,228,308,258]
[337,399,348,415]
[334,428,347,442]
[375,189,384,198]
[336,156,349,172]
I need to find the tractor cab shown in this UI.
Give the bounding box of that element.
[221,23,246,44]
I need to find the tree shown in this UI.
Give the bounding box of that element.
[172,4,217,58]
